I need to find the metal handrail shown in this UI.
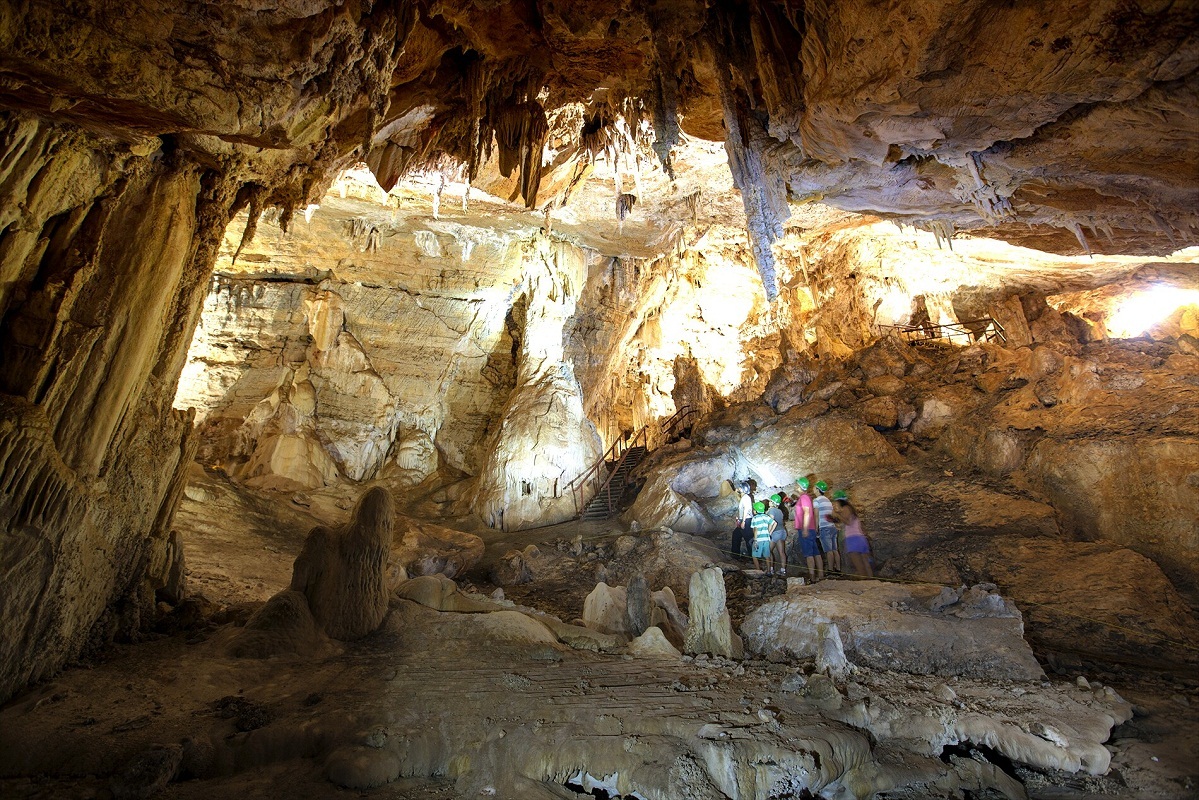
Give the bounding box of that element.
[561,404,696,517]
[581,425,649,518]
[879,317,1007,345]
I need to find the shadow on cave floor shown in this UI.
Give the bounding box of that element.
[8,456,1197,800]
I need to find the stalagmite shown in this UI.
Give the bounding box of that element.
[289,487,394,641]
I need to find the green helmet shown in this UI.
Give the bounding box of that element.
[753,501,766,514]
[815,480,828,493]
[769,493,782,504]
[795,476,810,490]
[832,490,848,501]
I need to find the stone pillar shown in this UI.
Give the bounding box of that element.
[683,567,743,659]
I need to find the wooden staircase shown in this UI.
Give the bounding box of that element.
[562,406,697,521]
[579,445,647,520]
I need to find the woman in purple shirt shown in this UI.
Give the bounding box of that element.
[831,491,872,578]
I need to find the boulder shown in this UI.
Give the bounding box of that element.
[1023,435,1199,591]
[389,516,484,582]
[110,744,184,800]
[490,549,534,586]
[636,529,728,603]
[885,536,1199,669]
[910,385,985,440]
[856,337,912,379]
[396,574,496,613]
[290,486,393,640]
[739,413,904,488]
[624,447,731,533]
[683,568,743,659]
[227,590,334,659]
[627,627,682,658]
[864,374,907,397]
[740,581,1044,680]
[855,395,899,429]
[692,401,777,445]
[582,582,629,635]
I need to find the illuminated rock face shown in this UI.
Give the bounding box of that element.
[472,239,605,529]
[1,0,1197,704]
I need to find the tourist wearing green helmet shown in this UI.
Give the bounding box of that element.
[813,480,841,575]
[748,499,776,573]
[792,476,823,581]
[766,493,787,576]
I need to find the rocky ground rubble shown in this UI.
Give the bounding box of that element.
[4,479,1195,799]
[0,567,1179,800]
[625,322,1199,671]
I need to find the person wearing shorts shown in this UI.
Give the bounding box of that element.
[794,476,823,582]
[813,480,841,575]
[833,492,873,578]
[749,501,775,573]
[767,493,787,576]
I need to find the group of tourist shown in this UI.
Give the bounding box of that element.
[732,476,873,581]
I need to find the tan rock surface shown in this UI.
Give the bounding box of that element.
[389,516,484,582]
[741,581,1045,681]
[885,536,1199,671]
[3,0,1198,716]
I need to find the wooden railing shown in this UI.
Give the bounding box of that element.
[878,317,1007,345]
[561,405,697,518]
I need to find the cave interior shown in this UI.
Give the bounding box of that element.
[0,1,1198,798]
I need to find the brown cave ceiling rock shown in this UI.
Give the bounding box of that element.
[1,0,1198,707]
[4,0,1194,291]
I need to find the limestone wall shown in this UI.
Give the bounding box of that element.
[0,113,238,701]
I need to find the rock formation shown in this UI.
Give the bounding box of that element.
[0,0,1194,738]
[741,581,1045,681]
[683,567,743,659]
[290,486,393,641]
[389,516,484,583]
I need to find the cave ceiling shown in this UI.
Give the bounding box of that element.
[1,0,1197,292]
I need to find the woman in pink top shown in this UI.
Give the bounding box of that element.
[832,492,872,578]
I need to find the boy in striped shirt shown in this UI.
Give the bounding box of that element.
[750,501,776,573]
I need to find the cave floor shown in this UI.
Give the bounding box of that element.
[1,595,1196,800]
[15,465,1175,798]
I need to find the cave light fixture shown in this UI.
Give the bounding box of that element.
[1106,284,1199,339]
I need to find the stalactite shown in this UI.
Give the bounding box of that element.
[1070,221,1093,257]
[463,55,492,185]
[493,97,549,208]
[616,192,637,235]
[685,190,701,224]
[1151,212,1178,248]
[357,1,416,151]
[745,0,806,146]
[231,184,265,266]
[648,57,681,179]
[962,152,1016,224]
[920,219,956,251]
[710,9,789,301]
